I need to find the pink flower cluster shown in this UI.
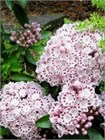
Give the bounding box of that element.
[0,82,53,139]
[49,81,102,137]
[36,24,105,86]
[10,22,41,47]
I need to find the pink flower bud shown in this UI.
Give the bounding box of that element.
[88,116,94,121]
[95,111,99,115]
[84,122,92,128]
[82,130,87,135]
[76,124,80,128]
[81,119,86,124]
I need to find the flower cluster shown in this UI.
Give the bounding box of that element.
[36,23,105,86]
[10,22,41,47]
[0,82,53,139]
[49,81,102,137]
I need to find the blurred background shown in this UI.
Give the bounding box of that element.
[1,0,104,31]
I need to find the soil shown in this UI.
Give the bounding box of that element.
[1,0,104,27]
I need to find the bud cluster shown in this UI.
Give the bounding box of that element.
[10,22,41,47]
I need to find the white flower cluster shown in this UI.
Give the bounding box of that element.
[0,82,53,139]
[36,24,105,86]
[49,81,102,137]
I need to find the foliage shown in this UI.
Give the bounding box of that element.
[64,18,71,24]
[76,12,105,32]
[36,115,52,129]
[88,128,104,140]
[1,24,51,87]
[0,127,10,137]
[12,3,29,26]
[99,81,105,92]
[4,0,14,11]
[64,13,105,32]
[4,0,28,9]
[99,39,105,51]
[4,0,29,26]
[18,0,28,8]
[91,0,105,10]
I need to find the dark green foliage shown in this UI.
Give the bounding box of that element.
[0,127,10,137]
[10,73,34,81]
[4,0,14,11]
[12,3,29,27]
[88,128,104,140]
[36,115,52,129]
[18,0,28,8]
[99,81,105,92]
[26,49,36,65]
[4,0,29,27]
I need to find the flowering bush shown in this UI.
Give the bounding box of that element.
[1,2,105,139]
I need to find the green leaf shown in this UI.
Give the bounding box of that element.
[0,127,10,136]
[99,81,105,92]
[88,128,104,140]
[18,0,28,8]
[26,49,36,65]
[4,0,14,10]
[36,115,52,128]
[31,42,45,62]
[91,0,105,10]
[12,3,29,27]
[64,18,71,24]
[10,61,22,72]
[10,73,34,81]
[3,40,19,54]
[41,82,49,95]
[41,31,51,39]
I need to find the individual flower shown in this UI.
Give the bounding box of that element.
[49,81,102,137]
[10,22,41,47]
[36,23,105,86]
[0,82,54,139]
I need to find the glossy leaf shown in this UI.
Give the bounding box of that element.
[5,0,14,10]
[10,73,34,81]
[0,127,10,136]
[41,31,51,39]
[12,3,29,27]
[10,61,22,72]
[88,128,104,140]
[3,40,19,54]
[18,0,28,8]
[26,49,36,65]
[36,115,52,128]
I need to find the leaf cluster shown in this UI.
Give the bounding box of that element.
[91,0,105,10]
[1,25,51,87]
